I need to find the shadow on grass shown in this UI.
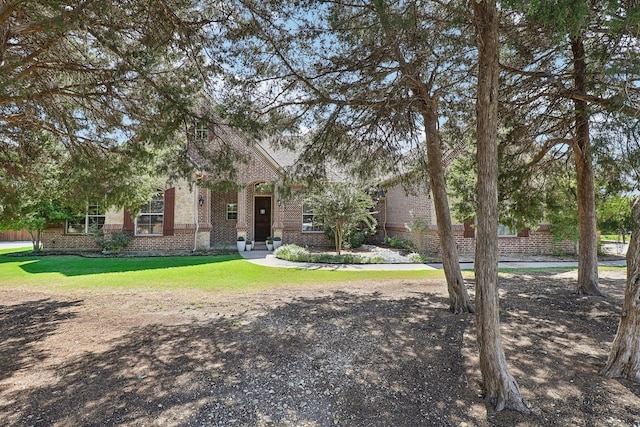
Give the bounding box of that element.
[1,280,638,426]
[7,253,242,277]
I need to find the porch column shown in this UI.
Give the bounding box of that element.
[236,186,248,239]
[272,192,284,240]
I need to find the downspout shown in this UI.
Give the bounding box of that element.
[383,197,388,240]
[193,185,200,252]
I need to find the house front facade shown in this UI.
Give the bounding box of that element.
[41,126,337,253]
[41,126,576,256]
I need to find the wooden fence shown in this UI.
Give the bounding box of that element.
[0,229,31,241]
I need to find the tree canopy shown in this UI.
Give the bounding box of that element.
[0,0,226,208]
[307,182,377,255]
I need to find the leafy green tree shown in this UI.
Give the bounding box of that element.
[308,183,377,255]
[449,132,566,233]
[217,0,475,313]
[593,118,636,243]
[597,195,634,242]
[0,1,228,190]
[5,201,73,253]
[0,130,161,251]
[0,132,72,251]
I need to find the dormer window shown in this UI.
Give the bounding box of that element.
[195,121,209,140]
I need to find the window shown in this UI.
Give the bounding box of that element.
[66,203,105,234]
[227,203,238,220]
[302,202,322,232]
[254,182,273,194]
[195,121,209,140]
[136,193,164,235]
[498,223,517,237]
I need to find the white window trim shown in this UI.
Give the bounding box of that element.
[227,203,238,221]
[195,122,209,140]
[65,204,105,234]
[302,202,323,233]
[135,194,164,236]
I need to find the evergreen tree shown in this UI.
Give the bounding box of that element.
[216,0,475,313]
[473,0,529,413]
[501,0,640,294]
[1,1,224,192]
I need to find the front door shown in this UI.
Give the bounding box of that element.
[254,197,272,241]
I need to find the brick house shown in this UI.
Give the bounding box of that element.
[377,177,575,256]
[41,124,337,252]
[41,124,575,256]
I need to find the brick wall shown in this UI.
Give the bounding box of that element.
[42,225,199,252]
[375,181,434,252]
[280,189,332,248]
[42,226,101,251]
[124,226,196,251]
[383,183,433,230]
[378,181,577,257]
[210,189,238,246]
[423,225,577,257]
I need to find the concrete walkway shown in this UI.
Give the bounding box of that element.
[239,249,627,271]
[2,241,626,271]
[0,241,32,249]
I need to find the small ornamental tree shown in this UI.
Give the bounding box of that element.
[8,201,73,253]
[0,133,72,252]
[308,183,377,255]
[597,195,634,243]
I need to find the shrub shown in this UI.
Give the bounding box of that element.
[274,244,311,262]
[408,252,426,263]
[91,226,132,252]
[384,236,417,252]
[274,244,374,264]
[409,214,430,255]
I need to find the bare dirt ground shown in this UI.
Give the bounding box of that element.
[1,268,639,426]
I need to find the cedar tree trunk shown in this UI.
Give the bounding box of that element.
[473,0,529,413]
[601,198,640,381]
[372,0,472,314]
[571,36,602,296]
[422,105,474,314]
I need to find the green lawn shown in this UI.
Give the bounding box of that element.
[0,248,438,292]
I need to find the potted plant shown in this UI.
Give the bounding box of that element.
[266,237,274,251]
[273,236,282,249]
[246,240,253,251]
[236,236,246,252]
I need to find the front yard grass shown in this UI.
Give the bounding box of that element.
[0,249,438,292]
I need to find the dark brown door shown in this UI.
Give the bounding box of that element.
[254,197,272,241]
